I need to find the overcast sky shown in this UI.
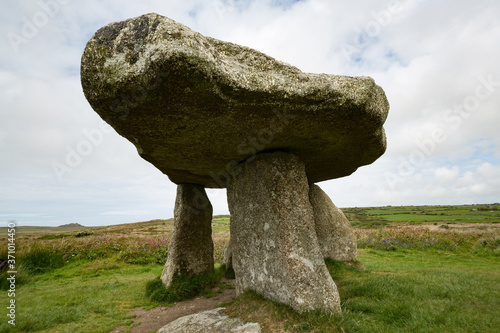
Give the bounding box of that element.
[1,0,499,227]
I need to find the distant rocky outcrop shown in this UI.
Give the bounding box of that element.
[58,223,84,228]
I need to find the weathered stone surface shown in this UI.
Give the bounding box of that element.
[222,238,233,273]
[81,13,389,187]
[157,307,261,333]
[309,184,357,261]
[161,184,214,287]
[227,152,341,313]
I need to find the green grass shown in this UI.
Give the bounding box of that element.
[0,267,31,291]
[225,251,500,333]
[211,216,231,232]
[336,250,500,333]
[343,204,500,227]
[0,260,161,333]
[1,208,498,332]
[212,216,230,225]
[3,248,497,332]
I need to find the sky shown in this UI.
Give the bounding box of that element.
[1,0,499,227]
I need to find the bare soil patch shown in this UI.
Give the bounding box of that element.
[111,279,237,333]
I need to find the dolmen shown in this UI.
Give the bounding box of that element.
[81,13,389,314]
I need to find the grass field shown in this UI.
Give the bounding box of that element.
[0,204,499,332]
[343,204,500,227]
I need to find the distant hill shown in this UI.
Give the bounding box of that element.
[3,204,497,238]
[58,223,85,228]
[0,223,88,237]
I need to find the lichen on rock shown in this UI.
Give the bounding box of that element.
[81,13,389,187]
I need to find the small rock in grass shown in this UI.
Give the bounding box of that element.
[157,307,261,333]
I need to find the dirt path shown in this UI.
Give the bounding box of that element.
[111,279,237,333]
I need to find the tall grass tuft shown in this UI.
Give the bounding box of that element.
[21,245,65,274]
[0,265,31,290]
[145,265,226,303]
[119,236,169,264]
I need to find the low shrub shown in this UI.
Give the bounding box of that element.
[75,230,94,237]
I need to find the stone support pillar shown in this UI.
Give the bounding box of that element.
[309,184,357,261]
[227,152,341,313]
[161,184,214,287]
[222,237,233,274]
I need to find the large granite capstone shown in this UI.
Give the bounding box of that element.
[81,13,389,187]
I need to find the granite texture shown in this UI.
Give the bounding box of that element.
[161,184,214,287]
[81,13,389,187]
[227,152,341,313]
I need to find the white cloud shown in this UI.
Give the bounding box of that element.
[434,166,460,184]
[1,0,499,226]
